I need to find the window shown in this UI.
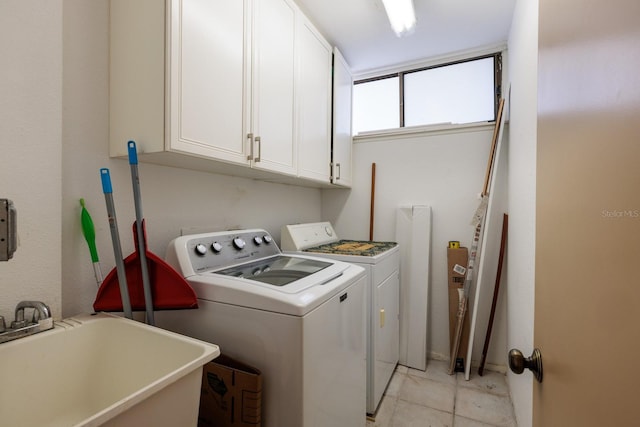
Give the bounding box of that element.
[353,76,399,133]
[352,54,501,134]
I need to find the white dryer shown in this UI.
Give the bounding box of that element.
[281,222,400,415]
[156,229,366,427]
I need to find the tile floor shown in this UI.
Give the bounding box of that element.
[367,360,517,427]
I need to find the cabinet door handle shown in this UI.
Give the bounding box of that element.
[255,136,261,162]
[247,133,254,161]
[336,163,341,180]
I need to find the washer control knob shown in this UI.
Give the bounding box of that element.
[195,243,207,256]
[211,242,222,253]
[233,237,246,250]
[325,226,333,237]
[253,236,263,245]
[263,235,273,244]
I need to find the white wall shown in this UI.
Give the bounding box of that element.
[506,0,538,425]
[0,0,322,320]
[0,1,63,319]
[322,125,509,368]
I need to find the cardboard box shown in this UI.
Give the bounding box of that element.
[198,354,262,427]
[447,247,470,372]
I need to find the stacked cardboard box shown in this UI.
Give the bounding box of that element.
[198,354,262,427]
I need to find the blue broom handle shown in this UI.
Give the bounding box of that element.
[100,168,133,319]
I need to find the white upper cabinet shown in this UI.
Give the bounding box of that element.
[296,15,332,183]
[111,0,252,170]
[169,0,250,166]
[110,0,335,185]
[331,48,354,187]
[250,0,297,176]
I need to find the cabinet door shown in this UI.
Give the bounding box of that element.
[331,48,353,187]
[169,0,250,165]
[251,0,297,175]
[296,16,332,183]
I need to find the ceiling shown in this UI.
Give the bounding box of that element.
[295,0,516,75]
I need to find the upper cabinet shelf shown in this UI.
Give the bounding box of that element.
[110,0,352,188]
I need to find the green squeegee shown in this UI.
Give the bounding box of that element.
[80,198,103,287]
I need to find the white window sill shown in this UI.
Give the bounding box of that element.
[352,121,496,143]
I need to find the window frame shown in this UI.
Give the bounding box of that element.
[353,52,502,132]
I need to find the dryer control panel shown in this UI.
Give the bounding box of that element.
[280,222,338,251]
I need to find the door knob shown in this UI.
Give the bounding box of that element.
[508,348,543,383]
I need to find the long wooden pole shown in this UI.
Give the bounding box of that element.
[482,98,505,197]
[477,213,508,376]
[369,163,376,241]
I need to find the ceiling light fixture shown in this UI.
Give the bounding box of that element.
[381,0,417,37]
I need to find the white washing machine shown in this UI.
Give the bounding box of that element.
[155,229,366,427]
[281,222,400,415]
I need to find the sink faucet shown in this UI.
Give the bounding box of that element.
[13,301,52,327]
[0,300,54,344]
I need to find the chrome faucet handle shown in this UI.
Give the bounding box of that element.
[0,315,6,333]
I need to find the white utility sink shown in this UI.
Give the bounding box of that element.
[0,312,219,427]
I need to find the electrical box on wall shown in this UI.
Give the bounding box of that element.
[0,199,17,261]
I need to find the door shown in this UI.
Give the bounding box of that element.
[331,48,353,187]
[251,0,297,176]
[296,14,332,183]
[169,0,250,165]
[534,0,640,425]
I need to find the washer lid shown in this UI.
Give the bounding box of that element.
[214,255,333,287]
[186,257,365,315]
